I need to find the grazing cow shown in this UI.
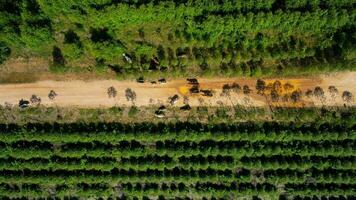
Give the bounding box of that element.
[180,104,191,111]
[190,85,200,94]
[48,90,58,100]
[201,89,213,97]
[169,94,179,105]
[137,77,145,83]
[187,78,199,85]
[158,78,167,84]
[154,110,165,118]
[19,99,30,108]
[122,53,132,63]
[158,105,166,111]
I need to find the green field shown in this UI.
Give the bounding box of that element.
[1,0,356,77]
[0,106,355,199]
[0,120,355,199]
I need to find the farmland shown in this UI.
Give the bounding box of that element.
[0,0,356,199]
[0,115,355,199]
[0,105,355,199]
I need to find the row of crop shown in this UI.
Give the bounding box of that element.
[264,169,356,185]
[239,155,356,170]
[38,0,356,16]
[0,181,355,199]
[0,155,355,171]
[1,168,355,186]
[0,128,354,143]
[0,148,355,168]
[1,121,353,135]
[0,139,354,160]
[3,137,355,148]
[0,181,277,197]
[292,195,356,200]
[0,168,356,185]
[0,168,239,184]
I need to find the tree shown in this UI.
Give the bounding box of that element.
[256,79,266,95]
[272,80,282,94]
[342,91,353,103]
[125,88,137,102]
[221,84,231,97]
[305,89,313,97]
[291,89,302,103]
[314,86,325,100]
[270,89,279,102]
[231,83,241,93]
[283,82,294,93]
[328,86,338,100]
[52,46,65,66]
[107,86,117,98]
[30,94,41,105]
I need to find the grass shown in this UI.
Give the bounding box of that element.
[0,105,354,125]
[0,72,39,84]
[0,52,354,84]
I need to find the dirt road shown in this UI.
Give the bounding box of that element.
[0,72,355,108]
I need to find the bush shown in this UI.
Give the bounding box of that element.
[52,46,65,66]
[128,106,139,117]
[0,42,11,64]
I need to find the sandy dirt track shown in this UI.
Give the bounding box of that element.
[0,72,355,108]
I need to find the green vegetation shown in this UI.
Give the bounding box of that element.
[0,115,355,199]
[1,0,356,198]
[0,105,355,124]
[0,0,355,77]
[0,106,355,198]
[0,41,11,64]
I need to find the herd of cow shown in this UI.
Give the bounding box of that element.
[153,78,214,118]
[18,90,57,108]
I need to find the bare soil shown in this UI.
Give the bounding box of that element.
[0,72,354,108]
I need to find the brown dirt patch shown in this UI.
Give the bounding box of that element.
[0,72,354,108]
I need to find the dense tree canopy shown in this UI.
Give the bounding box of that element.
[0,0,355,76]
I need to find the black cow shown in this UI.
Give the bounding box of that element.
[158,78,167,84]
[190,85,200,94]
[201,89,213,97]
[180,104,191,110]
[187,78,199,85]
[137,77,144,83]
[169,94,179,105]
[19,99,30,108]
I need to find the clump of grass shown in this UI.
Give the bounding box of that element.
[0,72,38,83]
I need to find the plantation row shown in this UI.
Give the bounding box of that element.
[51,0,356,12]
[0,154,355,171]
[1,181,355,199]
[0,179,355,199]
[0,120,354,133]
[1,128,354,143]
[0,120,355,199]
[1,139,355,159]
[2,168,356,185]
[0,170,355,199]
